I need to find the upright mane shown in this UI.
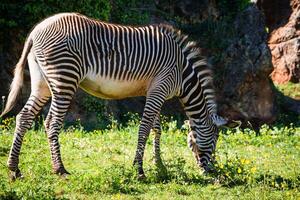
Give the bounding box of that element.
[158,23,217,115]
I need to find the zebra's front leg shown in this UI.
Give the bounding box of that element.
[133,89,166,179]
[44,95,73,176]
[152,115,168,177]
[7,94,50,180]
[152,116,163,166]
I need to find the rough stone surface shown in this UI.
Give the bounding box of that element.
[218,5,276,126]
[260,0,300,83]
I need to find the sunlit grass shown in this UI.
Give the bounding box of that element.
[0,120,299,199]
[275,82,300,100]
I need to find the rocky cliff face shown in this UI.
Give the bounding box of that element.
[259,0,300,84]
[218,5,276,126]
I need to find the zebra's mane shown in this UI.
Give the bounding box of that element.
[158,23,201,54]
[158,23,211,76]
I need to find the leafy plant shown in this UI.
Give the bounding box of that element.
[110,0,151,25]
[81,96,111,129]
[217,0,251,20]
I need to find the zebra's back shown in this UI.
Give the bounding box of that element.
[31,13,180,99]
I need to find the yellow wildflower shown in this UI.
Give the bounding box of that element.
[237,168,242,174]
[250,167,256,173]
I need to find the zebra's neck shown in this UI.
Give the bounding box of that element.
[179,67,211,125]
[178,44,217,125]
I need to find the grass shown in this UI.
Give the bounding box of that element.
[276,82,300,100]
[0,119,299,200]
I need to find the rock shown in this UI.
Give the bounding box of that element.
[259,0,300,83]
[257,0,292,31]
[279,93,300,115]
[218,5,276,126]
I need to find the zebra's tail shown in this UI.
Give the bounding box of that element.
[0,35,33,117]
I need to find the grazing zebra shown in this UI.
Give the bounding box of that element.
[1,13,232,180]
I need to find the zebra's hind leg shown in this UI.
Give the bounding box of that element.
[133,88,167,179]
[7,52,51,180]
[8,95,50,180]
[44,93,75,177]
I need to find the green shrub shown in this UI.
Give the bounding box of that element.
[110,0,151,25]
[81,96,111,129]
[217,0,251,19]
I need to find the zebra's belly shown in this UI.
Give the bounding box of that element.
[79,75,150,99]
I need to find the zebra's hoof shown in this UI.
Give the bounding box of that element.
[202,166,216,175]
[54,167,70,177]
[137,173,146,181]
[9,168,23,181]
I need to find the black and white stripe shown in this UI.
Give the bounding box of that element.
[3,13,228,178]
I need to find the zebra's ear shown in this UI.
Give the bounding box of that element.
[223,119,241,129]
[211,114,241,128]
[211,114,228,127]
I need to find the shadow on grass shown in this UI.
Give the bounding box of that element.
[273,85,300,127]
[0,190,19,200]
[77,165,144,196]
[256,174,300,190]
[76,161,211,196]
[0,146,10,156]
[149,157,300,190]
[144,157,213,186]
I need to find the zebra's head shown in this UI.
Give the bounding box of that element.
[187,121,218,173]
[187,115,240,173]
[173,27,242,172]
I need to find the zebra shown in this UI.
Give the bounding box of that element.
[1,13,232,180]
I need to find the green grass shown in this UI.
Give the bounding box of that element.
[276,83,300,100]
[0,120,299,199]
